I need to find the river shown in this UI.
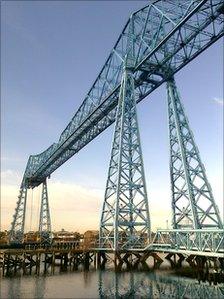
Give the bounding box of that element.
[1,268,224,299]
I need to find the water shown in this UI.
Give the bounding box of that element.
[1,269,224,299]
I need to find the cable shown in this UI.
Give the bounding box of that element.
[30,189,34,231]
[36,186,41,231]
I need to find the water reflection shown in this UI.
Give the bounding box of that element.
[5,275,46,299]
[98,271,224,299]
[34,276,46,299]
[7,276,22,299]
[1,270,224,298]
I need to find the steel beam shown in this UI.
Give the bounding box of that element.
[9,187,28,244]
[99,17,150,250]
[39,179,52,246]
[167,78,223,229]
[18,0,223,187]
[149,228,224,257]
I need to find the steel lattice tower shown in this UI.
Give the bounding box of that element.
[167,78,222,229]
[99,17,150,250]
[39,179,52,245]
[7,1,224,248]
[9,187,28,243]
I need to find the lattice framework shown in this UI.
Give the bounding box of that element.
[9,187,27,243]
[167,79,222,229]
[39,180,52,245]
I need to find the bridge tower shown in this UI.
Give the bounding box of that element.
[39,179,52,245]
[99,17,150,250]
[167,78,222,229]
[9,186,28,243]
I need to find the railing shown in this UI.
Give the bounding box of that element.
[149,229,224,257]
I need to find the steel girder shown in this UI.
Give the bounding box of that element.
[19,0,223,188]
[150,229,224,258]
[10,180,52,244]
[99,17,150,250]
[38,179,52,245]
[99,70,150,250]
[9,187,28,243]
[167,79,222,229]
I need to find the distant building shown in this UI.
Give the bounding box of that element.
[83,230,99,248]
[0,229,100,248]
[53,229,81,247]
[0,230,9,245]
[24,231,39,244]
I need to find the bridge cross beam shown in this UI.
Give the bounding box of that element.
[166,78,223,229]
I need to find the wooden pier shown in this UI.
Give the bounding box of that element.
[0,247,223,284]
[0,248,96,276]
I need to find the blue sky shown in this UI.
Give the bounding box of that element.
[1,1,223,232]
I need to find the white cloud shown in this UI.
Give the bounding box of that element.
[1,169,21,185]
[1,180,104,233]
[213,97,224,106]
[1,176,223,233]
[0,169,167,230]
[1,179,172,233]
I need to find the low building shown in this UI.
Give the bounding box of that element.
[83,230,98,249]
[24,231,40,244]
[0,231,9,245]
[53,229,81,247]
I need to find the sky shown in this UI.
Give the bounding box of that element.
[1,1,223,233]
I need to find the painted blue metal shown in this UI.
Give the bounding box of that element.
[99,17,150,250]
[167,79,222,229]
[148,229,224,258]
[9,187,27,243]
[9,0,224,248]
[98,229,224,258]
[18,0,223,188]
[39,180,52,245]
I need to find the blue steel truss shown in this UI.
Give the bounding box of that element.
[9,187,27,243]
[9,0,224,246]
[99,17,150,250]
[39,180,52,245]
[18,0,223,188]
[167,79,222,229]
[148,228,224,258]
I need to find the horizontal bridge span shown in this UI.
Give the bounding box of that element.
[23,0,224,188]
[97,229,224,258]
[146,229,224,258]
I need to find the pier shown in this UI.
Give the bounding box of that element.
[1,246,223,285]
